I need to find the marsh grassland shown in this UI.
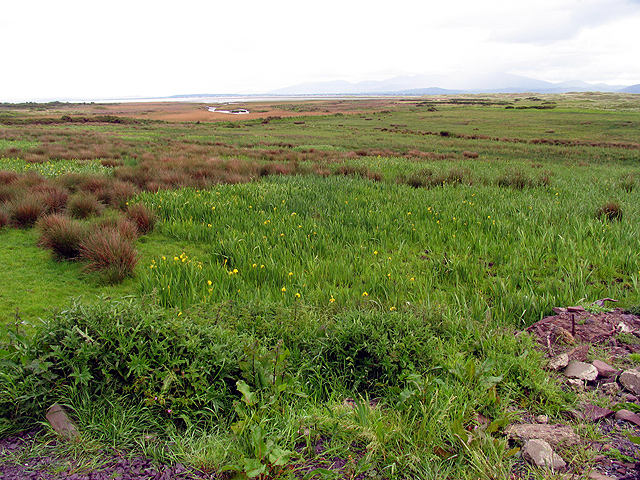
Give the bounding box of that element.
[1,93,640,479]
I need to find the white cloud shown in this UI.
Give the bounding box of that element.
[1,0,639,101]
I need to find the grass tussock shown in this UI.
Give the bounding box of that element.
[495,167,551,189]
[404,167,474,188]
[125,203,157,235]
[80,226,138,283]
[67,192,104,219]
[0,170,19,184]
[596,201,623,221]
[8,194,47,228]
[37,214,87,260]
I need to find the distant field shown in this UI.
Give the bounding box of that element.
[1,93,640,479]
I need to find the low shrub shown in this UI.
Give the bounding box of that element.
[37,214,87,260]
[596,202,623,221]
[125,203,157,235]
[79,226,138,283]
[0,297,242,428]
[67,191,104,219]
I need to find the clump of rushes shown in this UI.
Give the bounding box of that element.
[0,170,19,185]
[0,208,8,228]
[125,203,157,235]
[98,217,140,240]
[67,192,104,219]
[32,184,69,214]
[0,185,18,204]
[80,226,138,283]
[37,214,87,260]
[8,194,47,228]
[596,202,623,221]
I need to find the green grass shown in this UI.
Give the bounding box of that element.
[136,168,640,324]
[0,228,135,339]
[0,156,112,177]
[1,93,640,479]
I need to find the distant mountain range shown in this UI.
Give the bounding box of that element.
[267,73,639,96]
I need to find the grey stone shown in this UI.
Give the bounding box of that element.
[505,423,580,447]
[601,382,619,396]
[592,360,617,378]
[46,403,79,440]
[564,361,598,381]
[620,368,640,395]
[567,378,585,391]
[548,353,569,371]
[522,439,566,470]
[536,414,549,424]
[614,409,640,427]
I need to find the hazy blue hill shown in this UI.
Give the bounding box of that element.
[619,84,640,93]
[268,73,624,95]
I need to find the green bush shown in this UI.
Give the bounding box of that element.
[0,297,243,431]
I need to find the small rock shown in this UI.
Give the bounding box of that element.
[548,353,570,371]
[625,393,638,402]
[555,327,576,345]
[588,472,617,480]
[505,423,580,447]
[592,360,618,378]
[536,415,549,424]
[583,403,614,422]
[568,344,590,362]
[601,382,620,396]
[46,403,79,440]
[614,409,640,427]
[564,361,598,381]
[567,378,585,391]
[620,368,640,395]
[567,306,586,312]
[522,439,566,470]
[618,322,633,333]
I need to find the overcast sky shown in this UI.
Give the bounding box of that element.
[2,0,640,102]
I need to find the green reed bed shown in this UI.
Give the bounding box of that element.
[137,166,640,326]
[0,156,112,177]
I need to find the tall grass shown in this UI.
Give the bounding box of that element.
[137,168,640,326]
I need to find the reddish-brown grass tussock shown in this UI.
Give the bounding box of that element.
[67,192,104,219]
[0,170,19,185]
[31,184,69,214]
[37,214,87,260]
[596,202,623,221]
[0,208,8,228]
[98,217,140,240]
[80,227,138,283]
[8,194,48,228]
[125,203,157,235]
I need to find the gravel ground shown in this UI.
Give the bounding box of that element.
[0,430,218,480]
